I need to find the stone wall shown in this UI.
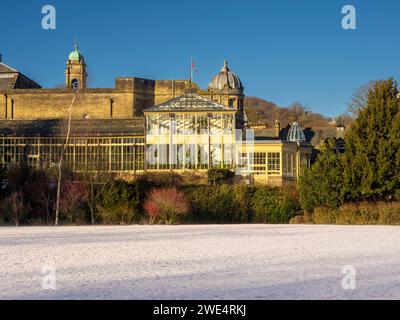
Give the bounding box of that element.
[0,89,134,120]
[0,77,243,120]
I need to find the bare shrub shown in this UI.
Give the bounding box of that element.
[59,181,88,224]
[312,207,338,225]
[144,187,189,225]
[312,202,400,225]
[2,191,28,226]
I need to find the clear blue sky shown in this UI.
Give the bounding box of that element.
[1,0,399,116]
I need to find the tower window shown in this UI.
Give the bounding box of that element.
[71,79,79,89]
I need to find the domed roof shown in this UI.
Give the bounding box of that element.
[208,60,243,92]
[68,45,84,62]
[287,122,306,142]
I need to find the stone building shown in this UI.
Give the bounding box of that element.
[0,46,313,185]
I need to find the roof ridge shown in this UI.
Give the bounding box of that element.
[144,93,233,112]
[0,62,18,73]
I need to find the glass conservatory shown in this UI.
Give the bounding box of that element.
[144,94,237,171]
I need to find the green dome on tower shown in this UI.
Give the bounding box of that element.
[68,45,84,62]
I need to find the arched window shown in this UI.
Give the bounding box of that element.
[71,79,79,89]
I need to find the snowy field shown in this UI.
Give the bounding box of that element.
[1,225,400,300]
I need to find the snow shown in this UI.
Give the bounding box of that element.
[0,225,400,300]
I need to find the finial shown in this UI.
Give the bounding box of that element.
[221,60,229,72]
[73,37,79,51]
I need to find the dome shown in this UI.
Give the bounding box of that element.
[68,45,84,62]
[208,60,243,92]
[287,122,306,142]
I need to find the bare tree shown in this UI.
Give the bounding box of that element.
[347,81,376,118]
[83,172,115,225]
[3,191,26,226]
[55,93,77,226]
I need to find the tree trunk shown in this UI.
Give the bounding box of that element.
[55,94,77,226]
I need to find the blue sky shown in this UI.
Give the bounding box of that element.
[1,0,399,116]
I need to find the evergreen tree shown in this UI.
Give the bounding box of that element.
[344,79,400,201]
[299,139,345,211]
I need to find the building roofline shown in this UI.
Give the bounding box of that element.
[0,62,18,73]
[144,93,234,112]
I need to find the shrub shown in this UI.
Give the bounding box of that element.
[136,172,183,188]
[378,202,400,225]
[207,169,235,185]
[23,169,56,225]
[289,215,305,224]
[2,191,29,226]
[312,207,338,224]
[183,185,253,223]
[312,202,400,225]
[335,203,379,225]
[97,202,138,225]
[59,181,88,224]
[252,187,301,224]
[144,187,189,224]
[298,139,345,212]
[97,180,141,225]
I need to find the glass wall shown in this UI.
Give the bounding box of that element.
[0,136,145,172]
[145,112,235,170]
[239,152,281,176]
[267,152,281,175]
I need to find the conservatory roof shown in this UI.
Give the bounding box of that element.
[144,94,234,113]
[0,118,145,137]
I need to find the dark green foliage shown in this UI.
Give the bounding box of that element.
[344,79,400,201]
[183,185,254,223]
[207,169,235,185]
[299,78,400,214]
[299,139,345,211]
[183,185,299,224]
[96,180,142,225]
[136,172,183,188]
[252,187,301,224]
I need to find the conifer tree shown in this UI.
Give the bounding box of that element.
[299,139,345,211]
[344,79,400,201]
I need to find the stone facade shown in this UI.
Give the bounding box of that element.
[0,49,244,122]
[0,49,315,186]
[0,78,244,121]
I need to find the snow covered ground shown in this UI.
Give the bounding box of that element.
[0,225,400,300]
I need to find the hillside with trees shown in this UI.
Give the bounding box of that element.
[244,97,336,128]
[244,96,354,128]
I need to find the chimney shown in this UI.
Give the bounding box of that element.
[274,119,281,139]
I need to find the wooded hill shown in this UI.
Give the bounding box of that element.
[244,96,337,128]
